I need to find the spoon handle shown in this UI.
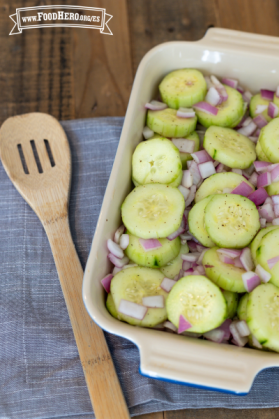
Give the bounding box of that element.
[44,215,130,419]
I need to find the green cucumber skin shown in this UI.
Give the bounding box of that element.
[106,293,122,320]
[237,293,248,321]
[256,141,270,162]
[250,226,279,264]
[250,93,272,122]
[259,118,279,164]
[188,196,215,248]
[160,243,189,279]
[223,290,239,319]
[255,229,279,288]
[146,108,197,138]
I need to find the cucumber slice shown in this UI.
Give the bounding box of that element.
[267,181,279,196]
[250,226,279,264]
[247,283,279,352]
[259,118,279,163]
[204,194,260,248]
[195,172,254,203]
[106,293,121,319]
[237,293,248,321]
[250,93,272,122]
[256,228,279,288]
[132,137,182,187]
[188,196,215,247]
[195,85,244,128]
[166,275,227,333]
[159,69,207,109]
[110,267,168,327]
[203,126,256,169]
[256,140,270,162]
[179,131,200,169]
[121,184,185,239]
[223,290,239,319]
[146,108,197,138]
[202,247,246,293]
[160,243,189,279]
[125,231,181,268]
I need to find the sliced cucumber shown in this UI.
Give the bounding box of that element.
[256,228,279,288]
[247,283,279,352]
[132,137,182,187]
[203,126,256,169]
[259,118,279,163]
[250,93,272,123]
[267,181,279,196]
[125,231,181,268]
[179,131,200,169]
[195,85,244,128]
[188,196,215,247]
[223,290,239,319]
[146,108,197,138]
[204,194,260,248]
[106,293,121,320]
[166,275,227,333]
[256,140,270,162]
[202,247,246,293]
[195,172,254,203]
[237,293,248,321]
[250,226,279,264]
[110,267,168,327]
[159,68,207,109]
[121,184,185,239]
[160,243,189,279]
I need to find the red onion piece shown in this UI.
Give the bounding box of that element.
[242,271,261,292]
[258,203,275,222]
[236,115,248,129]
[221,77,238,89]
[237,86,244,94]
[142,295,164,308]
[272,218,279,226]
[114,225,125,244]
[240,248,254,272]
[268,102,279,118]
[107,238,124,258]
[255,128,261,137]
[235,320,250,337]
[189,162,201,185]
[253,115,268,128]
[197,244,207,253]
[145,100,167,111]
[178,185,190,200]
[167,215,186,241]
[187,240,198,253]
[205,86,221,106]
[164,321,177,332]
[217,248,241,259]
[253,161,272,172]
[178,315,192,333]
[234,257,244,269]
[232,168,242,175]
[204,329,225,343]
[182,260,191,271]
[120,234,129,250]
[255,104,268,114]
[255,264,271,283]
[231,181,253,197]
[193,101,218,115]
[118,299,147,320]
[184,268,194,275]
[177,107,196,118]
[251,334,263,349]
[108,253,129,268]
[205,75,213,89]
[242,90,253,104]
[191,150,213,164]
[160,277,176,292]
[218,254,235,265]
[274,204,279,217]
[181,253,199,262]
[257,171,272,188]
[260,218,267,228]
[101,274,113,293]
[195,264,205,275]
[198,161,216,179]
[172,138,195,153]
[229,321,248,347]
[248,136,258,143]
[260,89,275,101]
[181,170,193,188]
[248,187,269,206]
[112,266,122,275]
[139,238,162,251]
[216,163,225,173]
[265,163,279,173]
[153,323,165,330]
[216,85,228,101]
[272,195,279,205]
[185,185,197,207]
[219,319,232,340]
[249,172,258,187]
[237,121,257,136]
[264,197,273,205]
[267,255,279,269]
[180,234,192,241]
[142,126,154,140]
[271,165,279,183]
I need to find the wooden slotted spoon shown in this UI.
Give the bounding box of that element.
[0,112,130,419]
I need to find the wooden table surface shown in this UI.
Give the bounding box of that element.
[1,0,279,418]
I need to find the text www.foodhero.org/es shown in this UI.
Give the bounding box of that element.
[21,11,101,23]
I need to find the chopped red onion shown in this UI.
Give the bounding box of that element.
[248,187,269,206]
[242,271,261,292]
[205,76,213,89]
[223,187,233,193]
[237,121,257,136]
[254,161,271,172]
[142,126,154,140]
[181,170,193,188]
[196,264,205,275]
[101,274,113,293]
[264,197,273,205]
[178,185,190,200]
[204,328,225,343]
[120,234,129,250]
[184,268,194,275]
[108,253,129,268]
[191,150,213,164]
[236,115,247,129]
[114,225,125,244]
[248,136,258,143]
[139,238,162,251]
[172,138,195,153]
[234,257,244,269]
[164,321,177,332]
[145,100,167,111]
[235,320,250,337]
[216,85,228,102]
[107,238,124,258]
[217,248,241,258]
[177,107,196,118]
[253,115,268,128]
[240,248,254,271]
[142,295,164,308]
[255,104,268,114]
[267,255,279,269]
[181,253,199,262]
[255,264,271,283]
[260,218,267,228]
[237,86,244,94]
[242,90,253,104]
[230,321,248,347]
[271,165,279,183]
[167,215,186,240]
[268,102,279,118]
[231,181,253,197]
[193,101,218,115]
[272,218,279,225]
[189,162,202,185]
[153,323,165,330]
[178,315,192,333]
[218,254,235,265]
[182,260,191,271]
[160,277,176,292]
[255,128,261,137]
[257,171,271,188]
[205,86,221,106]
[180,233,192,241]
[249,172,258,187]
[213,160,220,167]
[243,164,255,176]
[260,89,275,101]
[221,77,238,89]
[251,334,263,349]
[196,244,207,253]
[118,299,147,320]
[199,161,216,179]
[185,185,197,207]
[266,163,279,173]
[204,264,214,268]
[231,168,242,175]
[112,266,122,275]
[258,203,275,222]
[272,195,279,205]
[219,319,232,340]
[216,163,225,173]
[187,240,198,253]
[274,204,279,217]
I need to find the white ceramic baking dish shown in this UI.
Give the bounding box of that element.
[82,28,279,394]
